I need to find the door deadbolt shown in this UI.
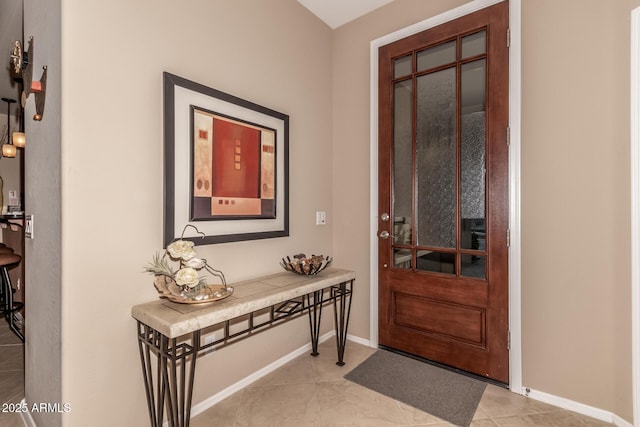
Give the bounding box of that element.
[380,213,390,222]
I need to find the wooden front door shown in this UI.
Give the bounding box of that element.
[377,1,510,383]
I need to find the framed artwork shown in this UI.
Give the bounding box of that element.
[163,72,289,246]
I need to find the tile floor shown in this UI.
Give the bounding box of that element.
[0,321,25,427]
[191,340,614,427]
[0,331,615,427]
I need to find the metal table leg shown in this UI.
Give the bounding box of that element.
[306,289,324,357]
[332,280,353,366]
[137,323,161,427]
[137,322,200,427]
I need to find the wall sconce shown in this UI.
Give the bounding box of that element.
[10,36,47,121]
[1,98,17,158]
[2,144,17,158]
[12,132,25,148]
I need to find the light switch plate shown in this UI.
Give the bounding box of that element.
[25,214,33,239]
[316,211,326,225]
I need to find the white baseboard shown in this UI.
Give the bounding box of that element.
[346,333,372,348]
[523,387,632,427]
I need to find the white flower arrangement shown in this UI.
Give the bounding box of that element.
[166,239,197,261]
[174,266,200,288]
[144,225,231,302]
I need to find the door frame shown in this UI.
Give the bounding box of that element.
[369,0,522,393]
[631,7,640,425]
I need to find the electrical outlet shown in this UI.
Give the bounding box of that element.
[316,211,326,225]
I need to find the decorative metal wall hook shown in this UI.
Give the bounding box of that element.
[32,66,47,121]
[9,37,32,87]
[9,40,26,79]
[8,36,47,121]
[9,41,21,76]
[23,37,33,97]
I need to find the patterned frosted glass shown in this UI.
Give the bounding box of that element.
[416,67,456,249]
[393,80,413,246]
[460,59,486,250]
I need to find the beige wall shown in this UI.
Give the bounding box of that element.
[23,0,638,425]
[333,0,636,423]
[521,0,637,420]
[59,0,333,425]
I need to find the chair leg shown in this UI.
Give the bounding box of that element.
[0,269,6,314]
[0,267,8,315]
[1,267,24,342]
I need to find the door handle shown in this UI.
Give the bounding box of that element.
[378,230,391,239]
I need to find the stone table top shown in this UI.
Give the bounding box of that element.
[131,268,355,338]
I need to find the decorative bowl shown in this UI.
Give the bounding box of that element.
[280,254,332,275]
[153,275,233,304]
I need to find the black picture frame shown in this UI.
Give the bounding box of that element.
[163,72,289,246]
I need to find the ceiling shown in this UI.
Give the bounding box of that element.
[0,0,22,111]
[297,0,394,29]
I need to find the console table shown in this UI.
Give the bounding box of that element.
[132,268,355,427]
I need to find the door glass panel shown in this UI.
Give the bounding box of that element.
[461,30,486,59]
[417,40,456,72]
[460,59,486,250]
[416,251,456,274]
[394,55,412,78]
[393,80,413,249]
[393,247,412,269]
[462,218,486,252]
[416,68,456,249]
[461,254,486,279]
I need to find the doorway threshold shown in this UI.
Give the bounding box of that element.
[378,344,509,389]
